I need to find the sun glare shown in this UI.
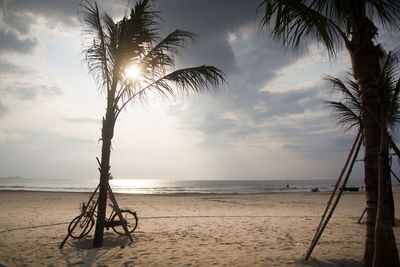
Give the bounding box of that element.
[125,64,141,80]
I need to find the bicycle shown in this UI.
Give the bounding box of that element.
[67,186,138,239]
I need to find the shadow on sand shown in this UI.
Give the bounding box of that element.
[297,258,363,267]
[59,232,135,266]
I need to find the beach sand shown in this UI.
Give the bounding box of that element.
[0,190,400,266]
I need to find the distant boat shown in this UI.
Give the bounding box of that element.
[6,176,20,179]
[342,186,359,192]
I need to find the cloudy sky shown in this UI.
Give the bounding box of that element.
[0,0,399,180]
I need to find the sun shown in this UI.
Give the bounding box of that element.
[125,64,141,80]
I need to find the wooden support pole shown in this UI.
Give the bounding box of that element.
[358,208,367,224]
[391,170,400,184]
[305,130,361,259]
[309,130,362,245]
[305,132,363,261]
[107,182,134,243]
[389,138,400,158]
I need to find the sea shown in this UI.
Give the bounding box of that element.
[0,177,375,194]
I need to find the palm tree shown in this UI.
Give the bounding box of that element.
[258,1,400,265]
[79,0,225,248]
[326,49,400,228]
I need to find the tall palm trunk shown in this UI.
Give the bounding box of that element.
[381,165,399,266]
[93,87,116,248]
[389,177,395,226]
[350,22,399,266]
[378,157,400,266]
[373,102,399,266]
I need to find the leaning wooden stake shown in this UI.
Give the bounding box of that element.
[107,182,134,243]
[305,131,363,261]
[391,170,400,184]
[310,130,362,245]
[357,208,367,224]
[304,130,361,259]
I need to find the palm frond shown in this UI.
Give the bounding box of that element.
[115,65,226,119]
[141,30,197,73]
[380,49,400,129]
[259,0,348,57]
[390,76,400,129]
[80,1,225,122]
[325,48,400,133]
[367,0,400,30]
[79,0,112,91]
[102,12,118,63]
[162,65,225,94]
[325,74,360,107]
[325,100,360,132]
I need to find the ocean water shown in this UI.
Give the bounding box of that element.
[0,177,370,194]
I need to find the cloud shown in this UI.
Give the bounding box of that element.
[0,0,83,56]
[151,1,362,164]
[0,60,34,75]
[155,0,265,75]
[0,29,38,54]
[170,64,339,160]
[0,101,9,118]
[1,0,81,34]
[1,0,396,180]
[0,82,64,100]
[63,117,100,124]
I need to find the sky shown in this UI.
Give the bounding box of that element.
[0,0,399,181]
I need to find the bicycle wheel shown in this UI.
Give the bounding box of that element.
[68,215,94,239]
[111,210,138,235]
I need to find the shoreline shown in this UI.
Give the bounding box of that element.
[1,190,399,266]
[0,188,370,196]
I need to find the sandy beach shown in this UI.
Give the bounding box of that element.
[0,190,400,266]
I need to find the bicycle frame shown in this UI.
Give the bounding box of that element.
[60,166,136,248]
[79,195,132,236]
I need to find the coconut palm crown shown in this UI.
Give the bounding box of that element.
[259,0,400,57]
[80,0,225,118]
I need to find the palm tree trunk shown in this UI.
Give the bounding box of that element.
[373,144,399,266]
[349,31,391,267]
[350,35,399,267]
[92,117,113,248]
[381,171,400,265]
[388,178,395,226]
[371,93,385,267]
[377,139,399,265]
[345,3,399,264]
[350,43,380,267]
[93,89,116,248]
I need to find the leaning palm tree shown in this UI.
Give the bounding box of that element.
[79,0,225,248]
[259,1,400,265]
[326,49,400,229]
